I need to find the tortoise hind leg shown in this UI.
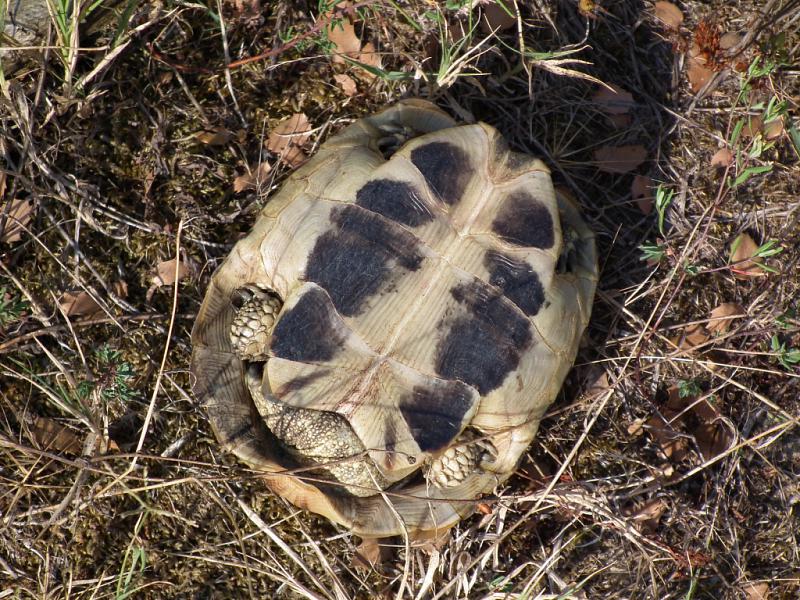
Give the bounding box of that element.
[425,432,497,488]
[244,364,390,497]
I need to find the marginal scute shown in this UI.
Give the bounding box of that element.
[399,381,475,452]
[410,141,471,205]
[491,191,555,249]
[270,287,346,362]
[355,178,434,227]
[305,205,423,316]
[435,282,532,395]
[485,251,546,317]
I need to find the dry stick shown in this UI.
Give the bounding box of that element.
[233,495,341,600]
[0,313,189,354]
[215,0,244,126]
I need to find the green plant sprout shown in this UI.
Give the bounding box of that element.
[770,335,800,370]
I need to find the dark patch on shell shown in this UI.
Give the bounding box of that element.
[305,205,423,316]
[270,287,346,362]
[275,370,329,397]
[399,381,474,452]
[492,192,555,249]
[410,141,471,205]
[435,281,532,395]
[355,179,434,228]
[485,251,546,317]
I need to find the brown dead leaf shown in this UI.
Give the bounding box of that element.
[742,582,769,600]
[719,31,743,50]
[480,0,518,33]
[592,84,636,115]
[351,537,389,570]
[267,114,312,166]
[356,42,382,74]
[29,416,83,454]
[648,386,734,464]
[233,161,272,193]
[742,115,764,138]
[694,420,734,461]
[673,322,711,352]
[653,1,683,30]
[608,113,633,129]
[59,291,103,319]
[622,498,667,534]
[686,54,715,93]
[710,147,734,168]
[763,118,784,140]
[707,303,746,335]
[729,232,764,279]
[593,145,647,174]
[631,175,654,214]
[152,258,193,287]
[1,198,34,244]
[195,126,235,146]
[627,418,646,436]
[409,527,452,553]
[333,73,357,96]
[328,17,361,63]
[646,413,690,462]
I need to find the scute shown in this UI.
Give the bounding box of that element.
[409,141,472,205]
[491,191,556,249]
[191,99,598,538]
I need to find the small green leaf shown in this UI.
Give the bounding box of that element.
[729,120,745,147]
[732,164,772,187]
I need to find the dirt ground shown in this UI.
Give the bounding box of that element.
[2,0,799,598]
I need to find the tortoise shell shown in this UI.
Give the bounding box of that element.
[191,99,597,537]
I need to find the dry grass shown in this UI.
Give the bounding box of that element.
[2,0,799,598]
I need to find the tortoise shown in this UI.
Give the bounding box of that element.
[191,99,597,538]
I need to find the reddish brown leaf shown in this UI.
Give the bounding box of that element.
[29,416,83,454]
[686,54,715,93]
[267,113,311,154]
[608,113,633,129]
[333,73,357,96]
[327,17,360,63]
[480,1,517,32]
[653,1,683,30]
[742,582,769,600]
[195,127,235,146]
[742,115,764,139]
[631,175,654,214]
[233,161,272,193]
[356,42,382,74]
[59,291,103,319]
[622,498,666,534]
[350,537,387,570]
[1,198,34,244]
[764,119,784,140]
[672,322,711,352]
[152,258,193,288]
[593,145,647,174]
[707,303,746,335]
[729,233,764,279]
[267,114,312,167]
[592,84,636,115]
[694,420,734,461]
[719,31,742,50]
[710,148,734,168]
